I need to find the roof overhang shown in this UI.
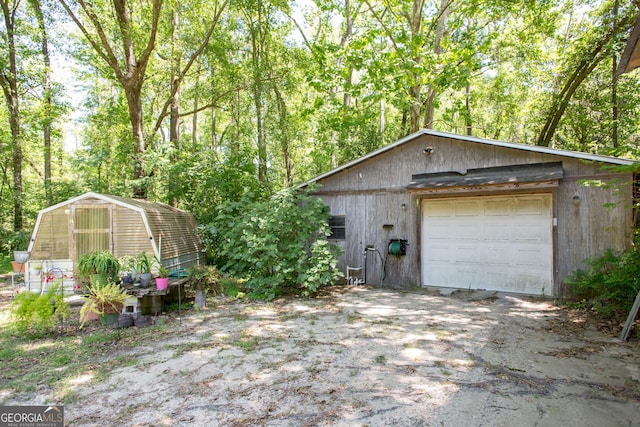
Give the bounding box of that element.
[407,162,563,194]
[617,13,640,76]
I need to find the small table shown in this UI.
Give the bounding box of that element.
[123,278,188,315]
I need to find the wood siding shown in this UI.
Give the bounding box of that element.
[314,134,634,297]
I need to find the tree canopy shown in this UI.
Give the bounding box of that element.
[1,0,639,236]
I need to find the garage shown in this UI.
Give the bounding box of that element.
[421,194,553,295]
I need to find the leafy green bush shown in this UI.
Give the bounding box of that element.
[187,265,223,295]
[0,229,30,255]
[12,286,70,334]
[202,186,342,300]
[565,248,640,318]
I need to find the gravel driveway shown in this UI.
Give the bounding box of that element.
[57,286,640,426]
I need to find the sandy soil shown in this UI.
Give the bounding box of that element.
[5,285,640,426]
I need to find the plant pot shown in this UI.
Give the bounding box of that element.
[13,251,29,263]
[194,288,206,309]
[11,261,25,273]
[155,277,169,290]
[139,272,152,288]
[80,309,100,323]
[99,312,120,326]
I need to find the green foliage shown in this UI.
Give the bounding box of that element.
[187,265,223,295]
[565,247,640,318]
[79,282,129,327]
[12,286,70,334]
[158,265,169,278]
[203,186,342,300]
[0,230,31,254]
[134,252,157,274]
[77,251,120,280]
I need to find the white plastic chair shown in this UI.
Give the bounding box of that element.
[346,266,364,286]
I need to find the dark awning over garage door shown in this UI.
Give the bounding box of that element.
[408,162,563,191]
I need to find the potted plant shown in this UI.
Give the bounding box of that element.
[187,265,222,309]
[135,252,156,288]
[156,265,169,290]
[11,230,30,263]
[78,251,120,287]
[119,255,136,284]
[79,281,129,327]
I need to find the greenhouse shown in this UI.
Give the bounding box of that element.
[22,192,202,293]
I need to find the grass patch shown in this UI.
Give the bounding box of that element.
[0,309,180,403]
[233,329,258,352]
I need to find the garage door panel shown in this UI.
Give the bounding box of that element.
[515,198,547,215]
[515,224,548,241]
[484,199,511,215]
[455,223,482,240]
[426,202,453,217]
[422,194,552,295]
[455,201,480,216]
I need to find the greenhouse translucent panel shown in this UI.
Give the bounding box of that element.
[74,206,111,258]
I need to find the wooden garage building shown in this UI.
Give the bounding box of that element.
[305,130,637,297]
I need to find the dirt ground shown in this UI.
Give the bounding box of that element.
[4,284,640,426]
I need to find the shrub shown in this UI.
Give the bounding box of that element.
[187,265,223,295]
[12,286,70,334]
[565,248,640,318]
[203,186,342,300]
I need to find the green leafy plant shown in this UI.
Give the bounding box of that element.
[12,286,70,334]
[187,265,223,292]
[565,247,640,319]
[119,255,136,272]
[77,251,120,280]
[79,281,129,327]
[187,265,223,308]
[158,265,169,278]
[135,252,157,274]
[202,186,342,300]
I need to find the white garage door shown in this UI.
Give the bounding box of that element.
[421,194,553,295]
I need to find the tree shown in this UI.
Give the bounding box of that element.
[536,1,636,147]
[0,0,24,230]
[58,0,162,198]
[28,0,54,206]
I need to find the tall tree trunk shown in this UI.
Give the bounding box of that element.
[537,9,633,147]
[272,83,293,186]
[58,0,163,199]
[379,99,385,143]
[0,0,23,230]
[123,82,148,198]
[422,0,449,129]
[342,0,353,108]
[248,0,268,185]
[408,0,424,133]
[211,105,217,155]
[170,9,180,148]
[192,77,198,151]
[465,84,472,136]
[611,0,619,148]
[30,0,53,206]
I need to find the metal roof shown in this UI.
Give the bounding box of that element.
[408,162,564,190]
[301,129,636,186]
[617,13,640,76]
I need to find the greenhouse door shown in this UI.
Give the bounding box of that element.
[73,204,113,262]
